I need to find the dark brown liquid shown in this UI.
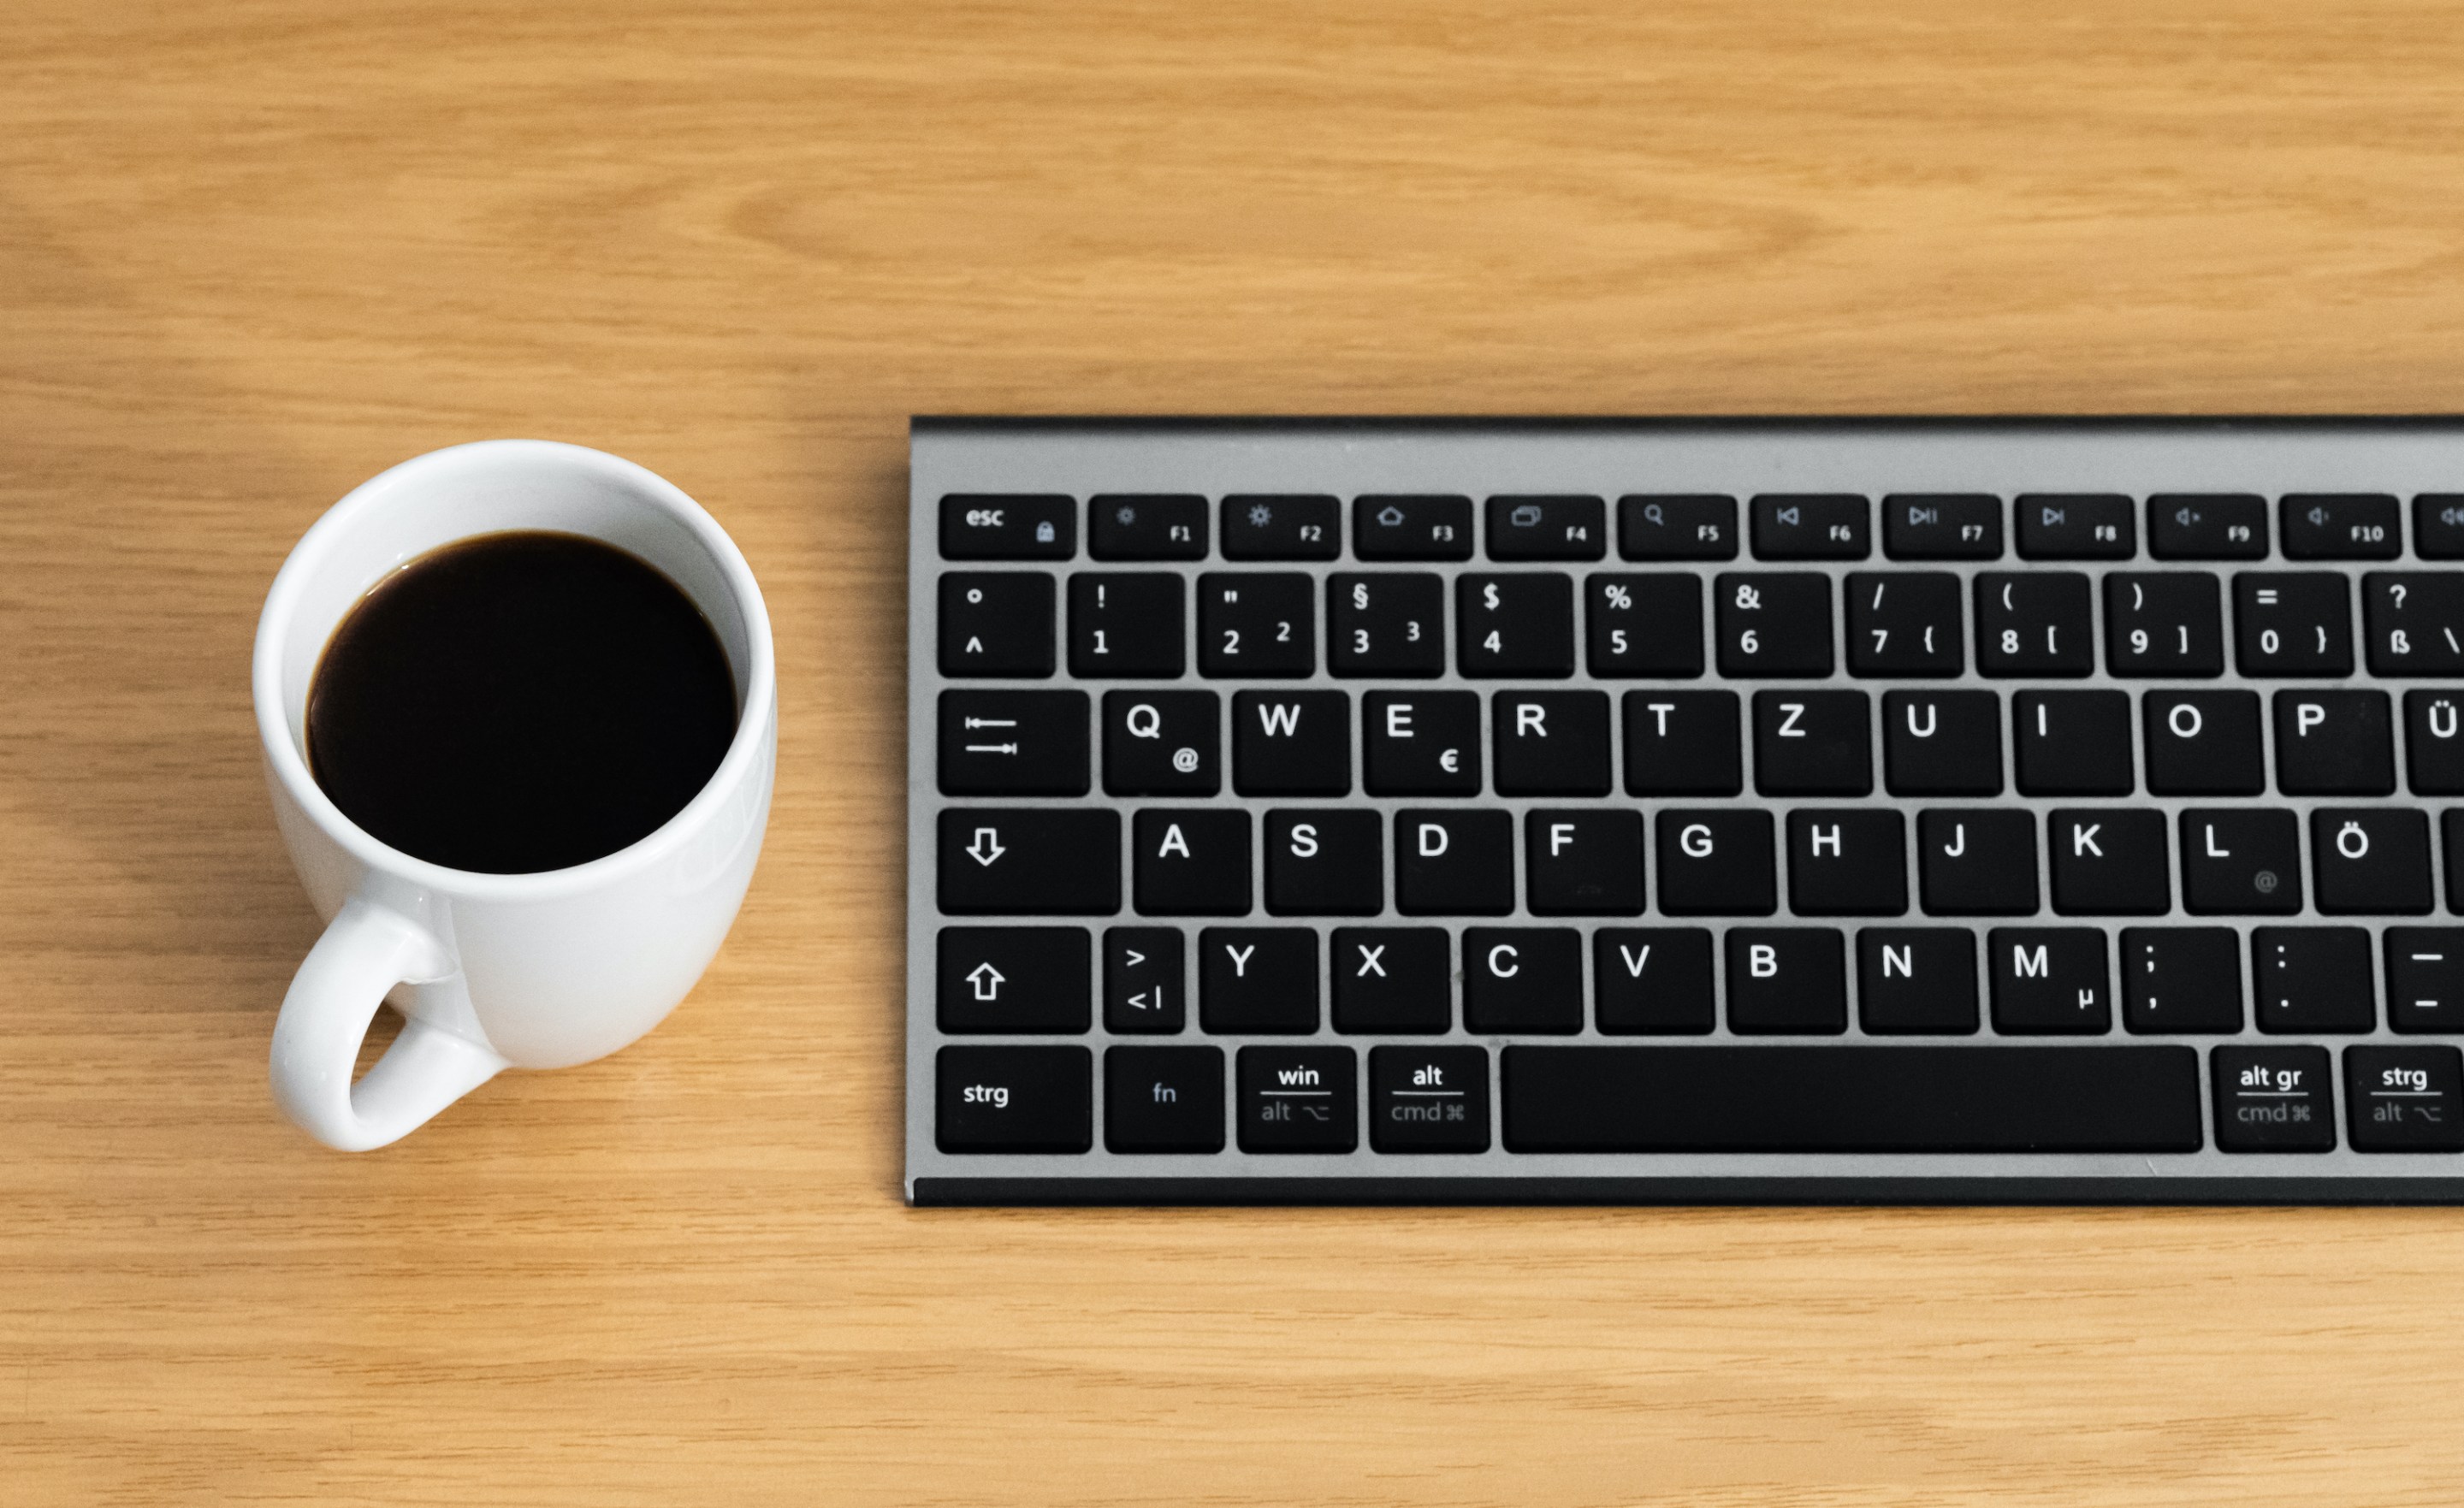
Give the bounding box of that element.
[307,531,738,874]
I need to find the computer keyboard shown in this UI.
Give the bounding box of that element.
[904,418,2464,1203]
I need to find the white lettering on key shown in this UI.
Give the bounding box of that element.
[1488,944,1519,978]
[2297,703,2326,737]
[1518,703,1547,737]
[2015,944,2048,979]
[1418,823,1449,858]
[1777,702,1807,737]
[1750,944,1778,979]
[1681,823,1714,859]
[1226,943,1255,977]
[1125,703,1163,738]
[1258,702,1302,737]
[1649,702,1674,736]
[1904,701,1937,738]
[2071,823,2101,858]
[1386,703,1415,738]
[1288,822,1318,858]
[2205,825,2230,858]
[1355,943,1387,978]
[1550,822,1576,856]
[2169,702,2204,740]
[1158,823,1191,859]
[1883,945,1913,979]
[1620,944,1652,977]
[1811,824,1841,857]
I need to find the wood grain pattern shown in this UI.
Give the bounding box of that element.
[8,2,2464,1501]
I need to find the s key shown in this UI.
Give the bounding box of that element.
[2365,572,2464,675]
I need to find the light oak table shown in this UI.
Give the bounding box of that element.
[8,3,2464,1502]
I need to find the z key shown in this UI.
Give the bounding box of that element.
[2365,573,2464,675]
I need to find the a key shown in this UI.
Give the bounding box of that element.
[1354,495,1473,561]
[2049,808,2171,915]
[1623,691,1743,795]
[1987,927,2112,1033]
[1132,808,1251,916]
[936,1046,1093,1153]
[2364,571,2464,675]
[1857,929,1980,1033]
[1088,494,1208,560]
[2274,691,2394,795]
[2311,807,2434,914]
[1486,495,1606,560]
[936,926,1091,1032]
[2281,494,2401,560]
[2143,689,2265,795]
[1232,689,1351,795]
[1916,809,2040,915]
[1493,691,1611,795]
[1395,809,1514,915]
[1525,809,1645,916]
[1883,690,2002,795]
[2385,928,2464,1032]
[1330,927,1451,1032]
[1363,691,1481,795]
[1463,927,1585,1033]
[2105,572,2224,677]
[1330,572,1446,676]
[1881,494,2002,560]
[2414,495,2464,560]
[1750,494,1869,559]
[1104,1046,1224,1153]
[1786,809,1907,916]
[1655,809,1777,916]
[2182,809,2303,914]
[941,494,1075,559]
[1715,572,1832,676]
[2013,689,2135,795]
[939,572,1055,677]
[2119,927,2244,1033]
[1593,928,1717,1034]
[2212,1045,2336,1151]
[1975,571,2094,676]
[2403,690,2464,794]
[2343,1046,2464,1151]
[1369,1046,1492,1152]
[1220,494,1339,560]
[938,689,1089,796]
[1104,926,1186,1034]
[1069,573,1184,677]
[2149,494,2268,559]
[1619,494,1738,560]
[937,808,1120,915]
[1103,690,1218,795]
[1236,1046,1358,1152]
[2016,494,2135,559]
[1726,928,1849,1033]
[1262,809,1383,916]
[2252,928,2375,1032]
[2235,573,2352,676]
[1585,573,1704,676]
[1458,573,1575,677]
[1752,690,1872,795]
[1197,572,1314,677]
[1846,571,1964,676]
[1199,927,1320,1032]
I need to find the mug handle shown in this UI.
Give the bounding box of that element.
[269,896,508,1150]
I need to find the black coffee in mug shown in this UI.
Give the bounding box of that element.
[306,531,739,873]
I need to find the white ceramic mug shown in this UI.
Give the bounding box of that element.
[253,441,776,1150]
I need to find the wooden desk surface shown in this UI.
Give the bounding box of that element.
[9,3,2464,1501]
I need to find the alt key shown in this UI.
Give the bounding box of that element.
[1237,1045,1358,1152]
[1369,1045,1490,1152]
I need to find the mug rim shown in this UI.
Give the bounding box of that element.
[252,439,778,902]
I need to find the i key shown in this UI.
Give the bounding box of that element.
[2365,572,2464,675]
[1845,571,1963,676]
[2236,573,2353,677]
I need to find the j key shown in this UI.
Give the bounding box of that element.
[1916,809,2040,915]
[1370,1045,1492,1152]
[941,494,1075,559]
[1975,571,2094,676]
[2414,495,2464,560]
[2274,691,2394,795]
[1197,572,1314,677]
[1987,927,2112,1033]
[1071,574,1186,677]
[1493,691,1611,795]
[1232,690,1350,796]
[1655,809,1777,916]
[1753,690,1872,796]
[938,808,1120,915]
[2013,690,2135,795]
[1715,572,1832,677]
[1622,691,1743,795]
[1525,809,1645,915]
[1200,927,1319,1032]
[1882,494,2002,560]
[1088,494,1207,560]
[1354,495,1473,561]
[1502,1045,2201,1152]
[1104,690,1218,796]
[2405,690,2464,794]
[2252,927,2375,1032]
[1585,573,1704,677]
[1132,808,1251,916]
[2384,928,2464,1032]
[2143,690,2264,795]
[940,572,1055,677]
[1395,809,1515,915]
[2281,493,2401,560]
[2016,494,2135,559]
[2149,494,2268,559]
[2119,927,2244,1033]
[1105,1046,1223,1153]
[1486,495,1606,560]
[1221,494,1340,560]
[936,1046,1093,1153]
[1883,690,2003,796]
[1330,927,1450,1032]
[2344,1045,2464,1151]
[1857,929,1980,1033]
[2311,807,2434,914]
[1458,574,1574,677]
[2182,808,2303,915]
[1846,571,1964,676]
[1105,926,1186,1034]
[1364,692,1482,795]
[2049,808,2171,915]
[1236,1046,1357,1152]
[1751,494,1869,559]
[1330,572,1446,677]
[2105,573,2223,677]
[1593,928,1717,1034]
[2364,572,2464,674]
[937,926,1091,1033]
[1786,809,1906,916]
[938,689,1089,796]
[1263,809,1383,916]
[2235,573,2352,676]
[2212,1045,2336,1151]
[1463,927,1585,1033]
[1619,494,1738,560]
[1726,928,1847,1033]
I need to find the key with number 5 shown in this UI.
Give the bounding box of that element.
[2365,573,2464,675]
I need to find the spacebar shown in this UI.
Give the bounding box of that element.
[1502,1046,2203,1153]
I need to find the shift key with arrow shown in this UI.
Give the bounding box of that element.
[936,927,1090,1032]
[1105,926,1187,1033]
[937,809,1122,914]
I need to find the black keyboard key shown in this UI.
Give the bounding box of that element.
[2235,573,2352,676]
[1846,571,1963,676]
[2049,808,2171,915]
[1502,1044,2200,1152]
[2364,571,2464,674]
[940,572,1056,677]
[1395,809,1514,914]
[937,808,1120,915]
[2345,1045,2464,1151]
[2012,689,2134,795]
[938,689,1089,796]
[1133,808,1251,916]
[2443,810,2464,910]
[1263,809,1383,916]
[1221,494,1338,560]
[1370,1046,1491,1152]
[2120,927,2244,1033]
[2275,690,2394,795]
[941,494,1075,559]
[1715,572,1832,677]
[1752,690,1871,795]
[2386,927,2464,1032]
[1199,927,1319,1032]
[1786,808,1906,916]
[1593,928,1716,1034]
[1330,927,1451,1032]
[1726,927,1848,1033]
[1486,495,1606,560]
[1330,572,1446,676]
[1464,927,1584,1033]
[1237,1046,1357,1152]
[1103,690,1218,796]
[1354,495,1472,561]
[1987,927,2112,1033]
[1197,572,1314,677]
[1623,690,1742,795]
[1494,691,1610,795]
[1525,809,1644,915]
[1105,926,1185,1034]
[1069,573,1184,677]
[2144,689,2264,795]
[1655,809,1777,916]
[936,926,1091,1033]
[1883,690,2002,795]
[1750,494,1869,559]
[2414,495,2464,560]
[1975,571,2094,676]
[1584,573,1704,677]
[1232,690,1351,795]
[2149,494,2268,559]
[2253,926,2374,1032]
[2016,494,2135,559]
[2105,572,2224,677]
[1882,494,2002,560]
[1917,809,2040,915]
[937,1046,1093,1153]
[2183,808,2303,915]
[2404,691,2464,794]
[1857,929,1980,1034]
[1363,691,1481,795]
[2311,807,2434,914]
[2212,1045,2335,1152]
[2282,494,2401,560]
[1105,1046,1224,1153]
[1089,494,1207,560]
[1619,494,1738,560]
[1458,573,1574,677]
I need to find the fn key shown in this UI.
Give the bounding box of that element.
[937,1046,1092,1153]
